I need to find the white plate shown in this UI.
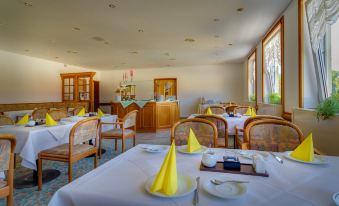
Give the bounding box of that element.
[141,145,168,153]
[237,150,269,160]
[203,179,247,199]
[333,192,339,206]
[177,145,208,154]
[145,174,197,198]
[284,151,328,165]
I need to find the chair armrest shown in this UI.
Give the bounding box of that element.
[100,122,123,126]
[241,142,249,150]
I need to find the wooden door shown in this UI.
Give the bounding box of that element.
[94,81,100,112]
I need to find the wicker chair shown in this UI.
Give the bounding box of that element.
[99,110,138,155]
[38,117,100,190]
[72,107,85,116]
[0,116,14,126]
[225,105,238,114]
[234,106,252,115]
[32,108,49,120]
[235,115,284,148]
[195,114,228,148]
[242,119,303,152]
[0,134,16,206]
[223,102,236,107]
[171,118,218,147]
[204,106,225,115]
[48,109,68,121]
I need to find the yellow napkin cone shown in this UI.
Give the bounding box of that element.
[77,108,85,116]
[98,108,105,117]
[291,133,314,162]
[206,107,213,115]
[46,113,57,126]
[187,128,201,152]
[17,114,29,125]
[150,141,178,196]
[244,107,252,116]
[251,108,256,117]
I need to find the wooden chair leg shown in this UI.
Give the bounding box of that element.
[68,162,73,183]
[122,138,125,153]
[99,137,102,159]
[7,189,13,206]
[133,135,136,146]
[115,139,118,151]
[38,158,43,191]
[94,152,98,168]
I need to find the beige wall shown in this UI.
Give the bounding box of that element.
[100,64,244,117]
[0,50,99,104]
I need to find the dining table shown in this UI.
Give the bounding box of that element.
[49,144,339,206]
[0,114,117,188]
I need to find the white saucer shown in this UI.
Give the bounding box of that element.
[145,174,196,198]
[177,145,207,154]
[203,179,247,199]
[141,145,168,153]
[284,151,328,165]
[333,192,339,206]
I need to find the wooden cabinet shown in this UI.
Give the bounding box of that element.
[60,72,96,112]
[111,101,179,132]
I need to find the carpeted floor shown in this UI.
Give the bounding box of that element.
[0,130,171,206]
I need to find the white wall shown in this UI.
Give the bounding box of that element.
[100,64,244,117]
[0,50,99,104]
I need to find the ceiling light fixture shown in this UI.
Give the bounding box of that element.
[138,29,144,33]
[108,3,116,8]
[237,8,244,12]
[24,2,33,7]
[73,27,80,31]
[184,38,195,42]
[92,36,105,42]
[228,43,233,46]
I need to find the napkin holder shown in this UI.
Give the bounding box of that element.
[223,156,240,170]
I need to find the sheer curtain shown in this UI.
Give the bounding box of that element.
[305,0,339,100]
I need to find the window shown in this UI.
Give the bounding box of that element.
[262,18,284,104]
[248,51,256,102]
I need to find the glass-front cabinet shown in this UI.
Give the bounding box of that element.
[60,72,96,111]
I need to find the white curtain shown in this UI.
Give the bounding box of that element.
[305,0,339,100]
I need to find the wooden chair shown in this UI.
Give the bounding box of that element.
[32,108,49,120]
[0,116,14,126]
[242,119,303,152]
[223,102,236,107]
[0,134,16,206]
[204,106,225,115]
[99,110,138,156]
[195,114,228,148]
[48,109,68,121]
[38,117,100,190]
[72,107,85,116]
[235,115,284,148]
[225,105,238,114]
[234,106,252,115]
[171,118,218,147]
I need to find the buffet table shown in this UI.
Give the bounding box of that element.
[49,144,339,206]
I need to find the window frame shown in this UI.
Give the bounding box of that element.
[262,17,285,105]
[247,49,257,105]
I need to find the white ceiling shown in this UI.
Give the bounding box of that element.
[0,0,292,70]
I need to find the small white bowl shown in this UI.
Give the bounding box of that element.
[333,192,339,206]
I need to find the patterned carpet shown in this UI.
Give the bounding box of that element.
[0,130,171,206]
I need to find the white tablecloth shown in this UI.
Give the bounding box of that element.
[49,144,339,206]
[3,110,33,121]
[189,114,249,135]
[0,115,117,170]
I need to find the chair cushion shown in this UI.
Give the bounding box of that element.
[101,128,135,137]
[0,179,7,188]
[41,144,94,156]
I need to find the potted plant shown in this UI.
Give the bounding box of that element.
[315,94,339,120]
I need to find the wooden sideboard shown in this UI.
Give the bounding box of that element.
[111,101,179,132]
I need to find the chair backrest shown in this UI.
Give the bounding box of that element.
[73,107,85,116]
[123,110,138,129]
[204,106,225,115]
[0,115,14,126]
[234,106,251,115]
[244,119,303,152]
[195,114,228,147]
[225,105,238,114]
[32,108,49,120]
[171,118,218,147]
[243,115,284,129]
[223,102,236,107]
[0,134,16,172]
[70,117,100,145]
[48,109,68,121]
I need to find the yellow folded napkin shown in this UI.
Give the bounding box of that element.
[46,113,57,126]
[206,107,213,115]
[98,108,105,117]
[244,107,252,115]
[291,133,314,162]
[251,108,256,117]
[187,128,201,152]
[17,114,29,125]
[77,108,85,116]
[150,141,178,196]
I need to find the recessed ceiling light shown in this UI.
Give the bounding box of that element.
[92,36,105,42]
[108,3,116,8]
[237,8,244,12]
[213,18,220,22]
[184,38,195,42]
[24,2,33,7]
[73,27,80,31]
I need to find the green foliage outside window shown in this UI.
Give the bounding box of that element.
[269,93,281,104]
[315,94,339,120]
